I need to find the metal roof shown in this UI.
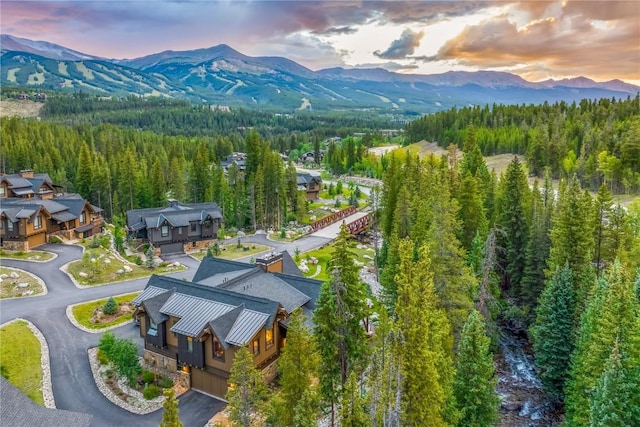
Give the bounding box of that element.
[132,286,170,306]
[226,309,269,346]
[166,294,236,337]
[51,211,77,222]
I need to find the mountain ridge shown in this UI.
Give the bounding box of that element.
[2,34,637,114]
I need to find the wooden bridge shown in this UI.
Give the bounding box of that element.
[346,213,372,235]
[310,206,372,237]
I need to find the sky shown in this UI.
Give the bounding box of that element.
[2,0,639,84]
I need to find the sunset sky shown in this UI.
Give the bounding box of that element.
[2,1,639,84]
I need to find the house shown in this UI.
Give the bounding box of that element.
[0,377,92,427]
[133,252,322,399]
[220,153,246,173]
[0,170,60,199]
[0,194,103,250]
[299,149,325,164]
[126,200,223,255]
[297,172,322,200]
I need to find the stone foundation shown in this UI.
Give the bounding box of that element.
[2,240,28,251]
[184,239,216,252]
[143,349,177,372]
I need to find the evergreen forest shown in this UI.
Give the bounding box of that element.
[2,92,640,426]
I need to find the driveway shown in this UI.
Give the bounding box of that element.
[1,223,348,425]
[0,244,222,427]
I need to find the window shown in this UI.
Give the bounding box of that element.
[34,215,42,230]
[148,320,158,336]
[80,211,86,225]
[252,337,260,356]
[265,326,274,349]
[7,221,13,232]
[0,186,5,196]
[187,336,193,353]
[190,223,197,232]
[178,227,183,235]
[213,336,225,361]
[161,225,169,237]
[0,220,3,230]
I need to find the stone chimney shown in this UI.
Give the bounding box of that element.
[255,252,283,274]
[20,169,34,179]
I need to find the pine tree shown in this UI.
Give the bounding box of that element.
[497,156,530,297]
[532,263,575,400]
[593,184,615,276]
[160,388,183,427]
[274,309,319,426]
[565,260,639,426]
[313,280,341,426]
[339,372,369,427]
[457,171,488,252]
[75,143,94,199]
[588,339,638,427]
[547,175,595,322]
[150,157,166,207]
[226,346,268,427]
[395,239,456,426]
[453,310,499,427]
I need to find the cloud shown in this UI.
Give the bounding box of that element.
[421,1,640,82]
[312,26,358,36]
[374,28,425,59]
[377,1,502,25]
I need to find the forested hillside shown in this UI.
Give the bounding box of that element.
[374,145,640,425]
[405,96,640,193]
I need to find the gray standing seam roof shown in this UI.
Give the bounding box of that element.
[192,256,254,283]
[132,286,170,306]
[142,290,173,324]
[0,377,92,427]
[226,309,269,346]
[166,294,236,337]
[209,305,244,349]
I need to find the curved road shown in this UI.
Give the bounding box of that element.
[0,221,350,426]
[0,245,221,427]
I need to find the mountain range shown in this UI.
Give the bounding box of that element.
[2,34,638,115]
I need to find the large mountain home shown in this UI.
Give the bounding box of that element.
[133,252,321,398]
[126,200,223,255]
[297,173,322,200]
[0,171,103,250]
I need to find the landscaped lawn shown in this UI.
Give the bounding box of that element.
[0,320,44,405]
[71,292,141,330]
[299,241,375,282]
[191,243,272,261]
[0,267,45,299]
[67,247,185,285]
[0,249,54,262]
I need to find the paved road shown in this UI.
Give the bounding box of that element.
[0,245,221,427]
[0,220,351,426]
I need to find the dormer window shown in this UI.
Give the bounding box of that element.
[148,320,158,336]
[161,225,169,237]
[80,211,86,225]
[213,336,225,361]
[34,215,42,230]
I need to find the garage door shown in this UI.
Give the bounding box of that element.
[160,242,184,255]
[191,368,228,398]
[28,232,47,249]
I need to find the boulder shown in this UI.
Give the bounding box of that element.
[123,265,133,272]
[10,272,19,279]
[79,272,88,278]
[17,282,29,288]
[116,269,124,275]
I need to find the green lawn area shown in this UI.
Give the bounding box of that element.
[299,241,376,282]
[71,292,141,330]
[67,247,185,285]
[0,267,45,299]
[0,320,44,405]
[0,249,54,262]
[191,243,272,261]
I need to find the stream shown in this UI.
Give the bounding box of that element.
[496,324,563,426]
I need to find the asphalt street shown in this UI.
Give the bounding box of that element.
[0,221,352,426]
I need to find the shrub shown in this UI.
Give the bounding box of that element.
[280,228,286,238]
[158,376,174,389]
[89,236,101,248]
[103,297,119,315]
[97,349,110,365]
[142,370,155,385]
[49,236,63,244]
[143,384,161,400]
[98,332,116,361]
[111,337,141,384]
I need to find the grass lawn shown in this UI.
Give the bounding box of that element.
[71,292,141,330]
[0,249,54,262]
[299,241,375,282]
[67,247,185,286]
[0,267,45,299]
[191,243,272,261]
[0,320,44,405]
